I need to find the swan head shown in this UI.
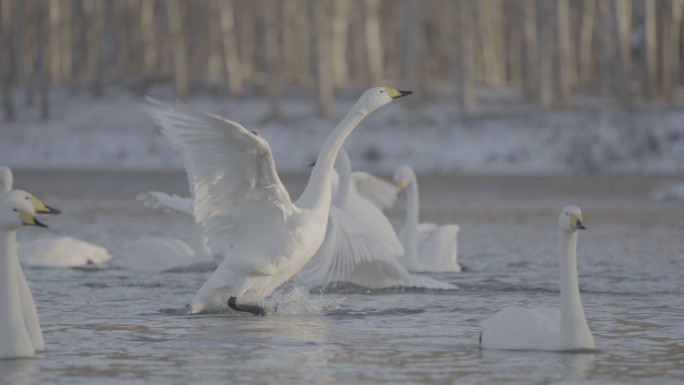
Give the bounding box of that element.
[0,197,47,231]
[5,189,61,214]
[393,165,415,191]
[357,87,412,114]
[559,205,586,232]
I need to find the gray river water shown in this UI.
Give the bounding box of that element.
[1,172,683,385]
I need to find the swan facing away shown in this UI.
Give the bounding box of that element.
[480,205,595,351]
[394,166,461,273]
[0,194,48,359]
[300,149,455,290]
[145,87,411,315]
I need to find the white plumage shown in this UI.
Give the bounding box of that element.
[480,205,595,351]
[145,87,412,315]
[394,166,461,273]
[301,150,455,290]
[0,192,49,359]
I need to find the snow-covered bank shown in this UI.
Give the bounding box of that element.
[2,87,683,175]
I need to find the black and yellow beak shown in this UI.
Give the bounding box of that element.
[19,210,48,228]
[395,180,405,191]
[384,88,413,99]
[570,213,586,230]
[29,196,61,214]
[575,219,586,230]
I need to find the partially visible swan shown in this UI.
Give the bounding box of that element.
[1,166,107,269]
[652,182,684,202]
[116,192,215,272]
[145,87,411,315]
[394,166,461,273]
[480,205,595,351]
[350,171,398,211]
[0,194,49,359]
[19,237,112,268]
[301,149,455,290]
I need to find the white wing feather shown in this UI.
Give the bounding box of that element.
[301,205,408,287]
[137,191,193,215]
[144,98,295,258]
[351,171,398,210]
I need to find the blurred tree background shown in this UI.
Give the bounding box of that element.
[1,0,684,122]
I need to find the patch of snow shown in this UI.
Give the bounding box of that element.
[2,86,684,175]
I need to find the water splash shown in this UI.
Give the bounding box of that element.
[263,285,344,315]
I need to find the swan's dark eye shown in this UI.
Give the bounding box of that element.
[13,208,17,212]
[380,90,383,93]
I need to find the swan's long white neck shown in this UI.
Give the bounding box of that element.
[1,166,13,192]
[559,230,591,344]
[298,103,371,212]
[0,229,24,331]
[333,150,352,208]
[403,170,420,267]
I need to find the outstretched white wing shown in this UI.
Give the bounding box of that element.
[144,98,295,257]
[351,171,398,211]
[137,191,193,215]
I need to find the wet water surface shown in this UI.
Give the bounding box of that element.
[2,172,683,385]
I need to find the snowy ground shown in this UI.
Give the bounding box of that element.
[2,85,684,176]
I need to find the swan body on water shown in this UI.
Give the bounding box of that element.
[394,166,461,273]
[0,194,49,359]
[145,87,411,315]
[117,192,215,272]
[19,237,112,268]
[2,166,107,269]
[301,149,455,290]
[480,205,595,351]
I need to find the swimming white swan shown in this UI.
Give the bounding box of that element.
[301,150,455,290]
[1,166,105,269]
[145,87,411,315]
[0,194,49,359]
[117,192,215,272]
[18,237,112,268]
[480,205,595,351]
[394,166,461,273]
[350,171,398,211]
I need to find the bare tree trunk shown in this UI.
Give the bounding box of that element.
[478,0,505,86]
[363,0,384,85]
[400,0,417,103]
[236,2,255,85]
[1,0,16,121]
[557,0,575,106]
[523,0,539,102]
[23,0,37,107]
[578,0,596,87]
[263,0,282,119]
[506,1,524,89]
[167,0,188,99]
[598,0,614,99]
[330,0,349,87]
[61,0,72,82]
[314,0,333,117]
[84,0,105,97]
[459,0,477,113]
[141,0,157,92]
[538,0,554,109]
[672,0,684,99]
[49,0,62,85]
[218,0,242,95]
[644,0,658,97]
[662,0,684,99]
[614,0,632,88]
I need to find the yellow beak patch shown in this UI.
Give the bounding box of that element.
[19,210,37,226]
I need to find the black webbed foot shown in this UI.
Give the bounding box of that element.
[228,297,266,316]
